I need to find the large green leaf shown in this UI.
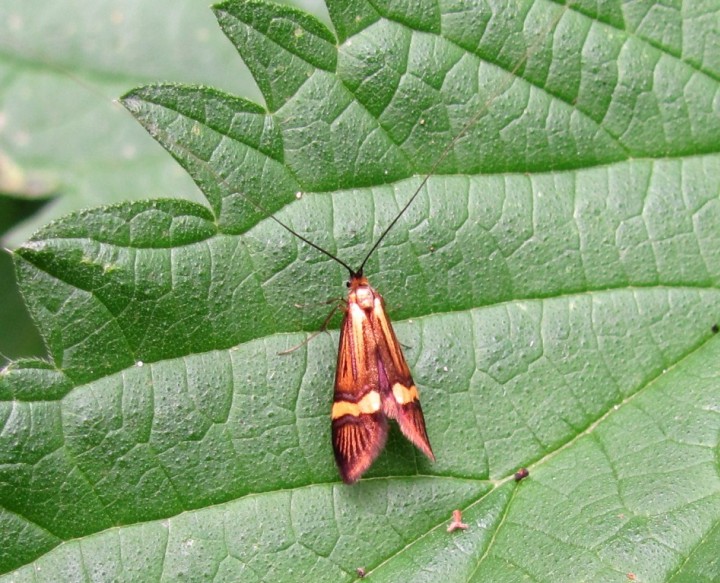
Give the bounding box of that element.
[3,0,720,581]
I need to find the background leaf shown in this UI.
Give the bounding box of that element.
[0,0,269,243]
[0,0,280,366]
[2,0,720,581]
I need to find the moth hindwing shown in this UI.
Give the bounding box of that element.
[331,274,434,484]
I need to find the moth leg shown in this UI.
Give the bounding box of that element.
[278,300,345,355]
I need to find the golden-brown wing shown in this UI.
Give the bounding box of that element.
[331,280,434,484]
[370,293,434,461]
[332,298,386,484]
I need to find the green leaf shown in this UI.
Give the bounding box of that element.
[3,0,720,581]
[0,0,261,247]
[0,0,273,368]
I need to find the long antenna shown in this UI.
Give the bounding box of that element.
[357,2,571,276]
[247,196,355,274]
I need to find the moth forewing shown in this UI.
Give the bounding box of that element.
[370,295,434,462]
[331,275,433,484]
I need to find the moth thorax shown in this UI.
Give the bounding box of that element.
[354,286,374,309]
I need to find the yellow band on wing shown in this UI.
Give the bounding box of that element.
[332,390,381,419]
[392,383,419,405]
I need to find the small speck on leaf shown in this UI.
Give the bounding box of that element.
[514,467,529,482]
[447,509,468,532]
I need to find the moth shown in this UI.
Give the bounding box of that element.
[332,271,434,484]
[274,201,436,484]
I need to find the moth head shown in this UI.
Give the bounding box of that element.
[347,273,373,308]
[346,272,369,290]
